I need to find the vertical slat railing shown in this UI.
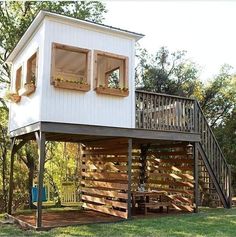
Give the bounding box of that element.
[135,91,195,132]
[195,102,231,207]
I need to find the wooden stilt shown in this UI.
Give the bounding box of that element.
[127,138,132,218]
[228,167,232,208]
[35,131,46,228]
[7,138,28,214]
[7,138,16,215]
[140,144,150,185]
[194,142,199,213]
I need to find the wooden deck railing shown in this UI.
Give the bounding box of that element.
[135,90,231,208]
[135,90,195,132]
[195,102,231,207]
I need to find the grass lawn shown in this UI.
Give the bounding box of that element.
[1,208,236,237]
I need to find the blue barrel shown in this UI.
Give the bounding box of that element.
[31,186,47,202]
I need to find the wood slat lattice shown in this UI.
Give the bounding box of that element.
[81,139,129,219]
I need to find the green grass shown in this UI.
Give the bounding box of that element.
[1,208,236,237]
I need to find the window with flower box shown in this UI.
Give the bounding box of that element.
[9,66,23,103]
[94,50,129,97]
[18,52,37,96]
[51,43,91,92]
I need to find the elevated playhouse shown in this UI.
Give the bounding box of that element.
[6,11,231,230]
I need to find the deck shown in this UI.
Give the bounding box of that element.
[7,209,188,231]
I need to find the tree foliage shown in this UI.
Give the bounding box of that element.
[136,46,202,98]
[200,65,236,127]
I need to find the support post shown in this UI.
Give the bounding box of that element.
[35,131,46,228]
[194,142,199,213]
[194,100,199,133]
[127,138,132,219]
[7,138,16,215]
[140,144,150,185]
[228,166,232,208]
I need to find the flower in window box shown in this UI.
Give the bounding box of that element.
[31,72,36,85]
[6,92,21,103]
[55,77,61,82]
[20,82,36,96]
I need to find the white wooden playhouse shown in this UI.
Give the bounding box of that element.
[7,11,143,133]
[6,10,231,230]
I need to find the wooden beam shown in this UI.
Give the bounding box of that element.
[194,100,199,133]
[40,122,201,142]
[7,138,16,215]
[35,132,46,228]
[82,180,128,190]
[194,142,199,213]
[229,167,232,208]
[9,122,40,138]
[127,138,132,218]
[81,195,127,209]
[140,144,150,185]
[83,203,127,219]
[81,172,128,181]
[81,187,128,199]
[7,138,28,214]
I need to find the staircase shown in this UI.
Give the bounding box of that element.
[195,102,232,208]
[135,91,232,208]
[199,157,221,207]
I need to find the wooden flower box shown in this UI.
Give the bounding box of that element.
[18,83,36,96]
[95,87,129,97]
[54,80,90,92]
[8,93,21,103]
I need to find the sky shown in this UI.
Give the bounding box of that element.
[104,1,236,82]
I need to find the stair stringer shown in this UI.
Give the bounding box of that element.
[197,143,229,208]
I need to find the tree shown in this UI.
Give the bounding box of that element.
[17,142,38,209]
[200,65,236,127]
[136,46,202,98]
[214,109,236,189]
[0,1,107,108]
[0,107,9,212]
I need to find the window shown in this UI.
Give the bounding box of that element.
[26,52,37,85]
[51,43,91,92]
[18,52,37,96]
[15,66,22,94]
[94,51,129,97]
[8,66,23,103]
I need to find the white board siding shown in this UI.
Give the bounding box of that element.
[9,23,45,132]
[9,17,137,133]
[40,19,135,128]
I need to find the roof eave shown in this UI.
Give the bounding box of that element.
[6,10,144,63]
[6,11,45,63]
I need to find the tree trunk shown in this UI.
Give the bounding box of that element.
[2,147,7,212]
[28,163,35,209]
[25,150,36,209]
